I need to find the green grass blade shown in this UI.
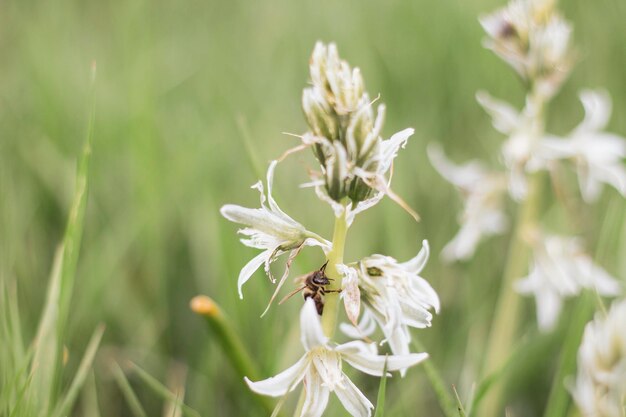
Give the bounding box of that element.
[30,246,64,412]
[373,356,388,417]
[51,324,105,417]
[412,339,457,417]
[30,62,97,413]
[453,385,467,417]
[128,362,201,417]
[111,362,148,417]
[82,371,102,417]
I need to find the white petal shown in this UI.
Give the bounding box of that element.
[345,191,384,226]
[535,289,563,332]
[237,250,271,299]
[576,89,611,133]
[400,240,429,274]
[476,91,521,134]
[339,309,377,339]
[339,265,361,326]
[334,375,374,417]
[338,341,428,376]
[300,369,330,417]
[301,299,328,350]
[378,128,414,174]
[441,224,481,262]
[245,355,309,397]
[427,144,487,190]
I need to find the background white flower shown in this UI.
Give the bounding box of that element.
[428,144,508,261]
[245,300,428,417]
[540,90,626,202]
[570,299,626,417]
[221,161,330,298]
[515,232,622,331]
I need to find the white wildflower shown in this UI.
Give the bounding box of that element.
[428,144,508,261]
[480,0,572,98]
[540,90,626,202]
[515,232,621,331]
[354,241,440,363]
[570,299,626,417]
[476,91,545,200]
[220,161,330,298]
[246,300,428,417]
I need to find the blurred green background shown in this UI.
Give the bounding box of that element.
[1,0,625,415]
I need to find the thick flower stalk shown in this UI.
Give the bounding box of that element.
[220,42,439,417]
[570,299,626,417]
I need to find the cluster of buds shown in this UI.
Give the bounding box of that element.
[570,300,626,417]
[480,0,573,99]
[301,42,418,222]
[221,42,438,416]
[429,0,624,329]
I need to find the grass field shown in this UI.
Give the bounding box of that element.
[1,0,625,415]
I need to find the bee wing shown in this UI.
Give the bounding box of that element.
[278,286,306,305]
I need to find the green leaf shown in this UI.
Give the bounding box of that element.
[30,62,97,414]
[128,362,201,417]
[51,324,105,417]
[111,362,148,417]
[373,355,388,417]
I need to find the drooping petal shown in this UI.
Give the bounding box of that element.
[334,375,374,417]
[377,128,414,175]
[400,240,430,275]
[237,250,271,299]
[300,368,330,417]
[244,355,309,397]
[338,264,361,326]
[300,299,328,350]
[576,90,611,134]
[476,91,521,135]
[339,309,377,339]
[338,341,428,376]
[427,144,487,190]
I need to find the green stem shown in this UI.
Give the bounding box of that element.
[479,89,547,417]
[190,296,276,415]
[542,294,594,417]
[321,206,349,338]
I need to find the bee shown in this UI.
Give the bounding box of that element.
[279,261,340,315]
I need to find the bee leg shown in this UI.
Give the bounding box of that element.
[324,289,342,293]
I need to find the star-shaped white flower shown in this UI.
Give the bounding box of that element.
[570,299,626,417]
[346,241,440,364]
[540,90,626,202]
[515,232,621,331]
[221,161,330,298]
[428,144,508,261]
[245,300,428,417]
[476,91,546,200]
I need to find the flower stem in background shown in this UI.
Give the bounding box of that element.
[190,296,275,415]
[542,294,594,417]
[321,205,348,338]
[480,171,543,417]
